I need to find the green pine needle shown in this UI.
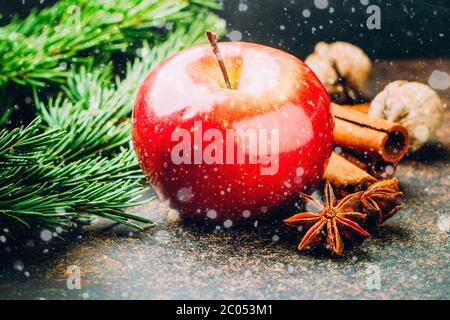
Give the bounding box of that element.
[0,119,152,233]
[0,0,223,88]
[0,1,226,236]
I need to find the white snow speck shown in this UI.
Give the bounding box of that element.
[14,261,24,272]
[413,125,430,142]
[177,187,193,202]
[428,70,450,90]
[40,229,52,242]
[207,209,217,219]
[228,30,242,41]
[238,3,248,12]
[302,9,311,18]
[296,167,305,176]
[223,219,233,228]
[242,210,251,218]
[314,0,329,9]
[384,165,394,175]
[437,214,450,233]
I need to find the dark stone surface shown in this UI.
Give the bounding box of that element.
[0,59,449,300]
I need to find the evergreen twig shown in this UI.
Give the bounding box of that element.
[0,0,223,88]
[0,119,151,233]
[0,4,226,236]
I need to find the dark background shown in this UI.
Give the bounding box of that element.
[0,0,449,300]
[0,0,449,59]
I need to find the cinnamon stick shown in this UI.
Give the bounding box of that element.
[338,149,368,171]
[332,103,409,162]
[339,148,397,179]
[342,103,370,113]
[323,152,376,194]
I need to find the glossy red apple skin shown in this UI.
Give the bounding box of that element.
[132,42,333,222]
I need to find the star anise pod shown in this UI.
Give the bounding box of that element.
[360,178,403,225]
[284,181,370,256]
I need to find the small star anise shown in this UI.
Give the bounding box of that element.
[284,181,370,256]
[360,178,403,225]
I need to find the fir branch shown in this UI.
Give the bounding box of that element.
[0,3,226,236]
[0,118,63,165]
[0,0,223,88]
[0,120,152,233]
[0,106,13,128]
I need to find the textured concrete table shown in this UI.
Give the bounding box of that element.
[0,59,449,300]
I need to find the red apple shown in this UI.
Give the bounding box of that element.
[132,40,333,222]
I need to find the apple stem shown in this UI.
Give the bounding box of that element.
[206,31,232,90]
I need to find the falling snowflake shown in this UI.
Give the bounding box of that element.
[223,219,233,228]
[177,187,193,202]
[238,3,248,12]
[40,229,53,242]
[428,70,450,90]
[437,214,450,233]
[314,0,329,10]
[228,30,243,41]
[207,209,218,219]
[384,165,394,176]
[14,260,24,272]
